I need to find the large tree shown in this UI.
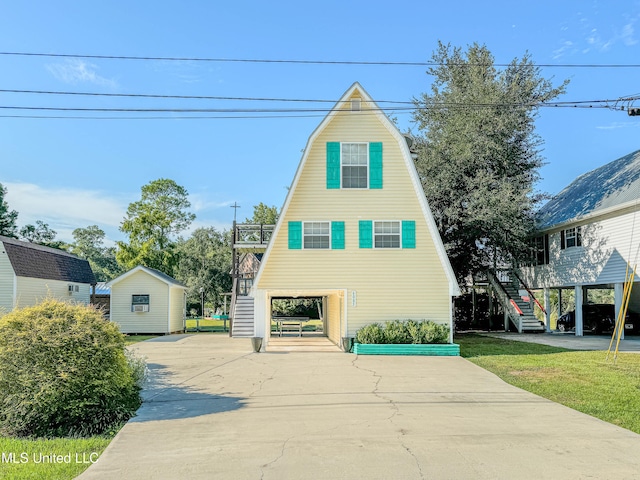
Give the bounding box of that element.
[0,183,18,238]
[71,225,121,282]
[174,227,232,313]
[117,179,196,275]
[19,220,58,245]
[413,42,568,283]
[244,202,279,225]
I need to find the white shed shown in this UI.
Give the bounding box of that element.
[108,265,187,334]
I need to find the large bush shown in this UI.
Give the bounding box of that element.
[0,299,145,437]
[356,320,450,345]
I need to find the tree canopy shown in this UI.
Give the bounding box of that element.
[245,202,279,225]
[71,225,121,282]
[413,42,568,283]
[0,183,18,238]
[117,178,196,275]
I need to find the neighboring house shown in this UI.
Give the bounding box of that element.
[233,82,460,349]
[237,252,263,295]
[108,265,188,334]
[0,235,96,313]
[521,149,640,335]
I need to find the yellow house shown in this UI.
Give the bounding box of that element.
[247,83,459,350]
[108,265,187,334]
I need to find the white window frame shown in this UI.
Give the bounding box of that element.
[341,142,369,189]
[373,221,401,249]
[565,227,581,248]
[302,221,331,249]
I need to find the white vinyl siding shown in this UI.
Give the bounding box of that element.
[14,277,90,308]
[0,249,15,313]
[522,207,640,288]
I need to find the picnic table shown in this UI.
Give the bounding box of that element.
[272,317,310,337]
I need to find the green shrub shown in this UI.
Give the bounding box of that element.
[0,299,145,438]
[383,320,411,344]
[355,323,385,344]
[355,320,450,344]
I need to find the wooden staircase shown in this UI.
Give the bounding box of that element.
[231,296,255,337]
[486,270,545,333]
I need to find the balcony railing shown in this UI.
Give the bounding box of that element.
[233,224,275,247]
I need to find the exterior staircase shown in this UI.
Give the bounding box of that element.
[231,296,255,337]
[486,270,545,333]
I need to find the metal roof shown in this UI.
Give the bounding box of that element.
[536,149,640,230]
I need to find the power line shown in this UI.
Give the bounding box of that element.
[2,51,640,68]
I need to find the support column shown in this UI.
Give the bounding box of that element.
[544,287,551,332]
[614,282,625,340]
[574,285,584,336]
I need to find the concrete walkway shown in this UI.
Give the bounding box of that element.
[79,334,640,480]
[486,331,640,352]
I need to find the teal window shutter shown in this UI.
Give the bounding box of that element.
[331,221,345,249]
[369,142,383,189]
[359,220,373,248]
[326,142,341,189]
[288,221,302,249]
[402,221,416,249]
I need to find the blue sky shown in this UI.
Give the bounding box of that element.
[1,0,639,244]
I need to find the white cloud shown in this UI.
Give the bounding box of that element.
[46,59,118,88]
[621,22,638,46]
[3,182,129,242]
[595,121,640,130]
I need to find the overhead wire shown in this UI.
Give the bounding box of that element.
[2,51,640,68]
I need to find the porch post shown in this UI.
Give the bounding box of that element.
[544,287,551,332]
[574,285,584,336]
[614,282,625,340]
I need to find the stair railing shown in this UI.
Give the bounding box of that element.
[485,269,524,332]
[511,269,546,315]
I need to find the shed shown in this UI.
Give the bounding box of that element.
[108,265,187,334]
[0,235,96,312]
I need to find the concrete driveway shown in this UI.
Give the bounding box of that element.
[79,334,640,480]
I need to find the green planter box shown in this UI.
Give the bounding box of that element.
[353,343,460,356]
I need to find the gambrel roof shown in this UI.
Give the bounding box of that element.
[536,149,640,230]
[0,235,96,284]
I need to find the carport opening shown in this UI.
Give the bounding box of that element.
[270,296,326,337]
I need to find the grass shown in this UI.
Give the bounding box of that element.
[0,436,111,479]
[124,334,160,345]
[456,333,640,434]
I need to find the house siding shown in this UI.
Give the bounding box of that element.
[110,270,169,334]
[257,93,451,337]
[326,293,342,344]
[14,277,90,308]
[0,249,15,313]
[522,207,640,288]
[169,287,186,332]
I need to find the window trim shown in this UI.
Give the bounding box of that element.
[302,221,331,250]
[561,226,582,250]
[340,142,369,190]
[131,294,150,313]
[373,220,401,249]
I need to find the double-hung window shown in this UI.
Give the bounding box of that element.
[374,221,401,248]
[561,226,582,249]
[303,222,330,249]
[341,143,368,189]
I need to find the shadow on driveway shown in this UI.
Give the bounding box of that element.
[131,362,245,422]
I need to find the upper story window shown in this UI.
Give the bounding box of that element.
[326,142,382,189]
[561,226,582,249]
[303,222,330,249]
[527,234,549,266]
[341,143,368,189]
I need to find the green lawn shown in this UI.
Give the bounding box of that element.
[456,333,640,434]
[0,436,111,480]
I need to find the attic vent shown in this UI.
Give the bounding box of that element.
[351,99,361,111]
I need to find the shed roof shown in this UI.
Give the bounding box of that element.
[536,149,640,230]
[0,235,96,284]
[108,265,187,289]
